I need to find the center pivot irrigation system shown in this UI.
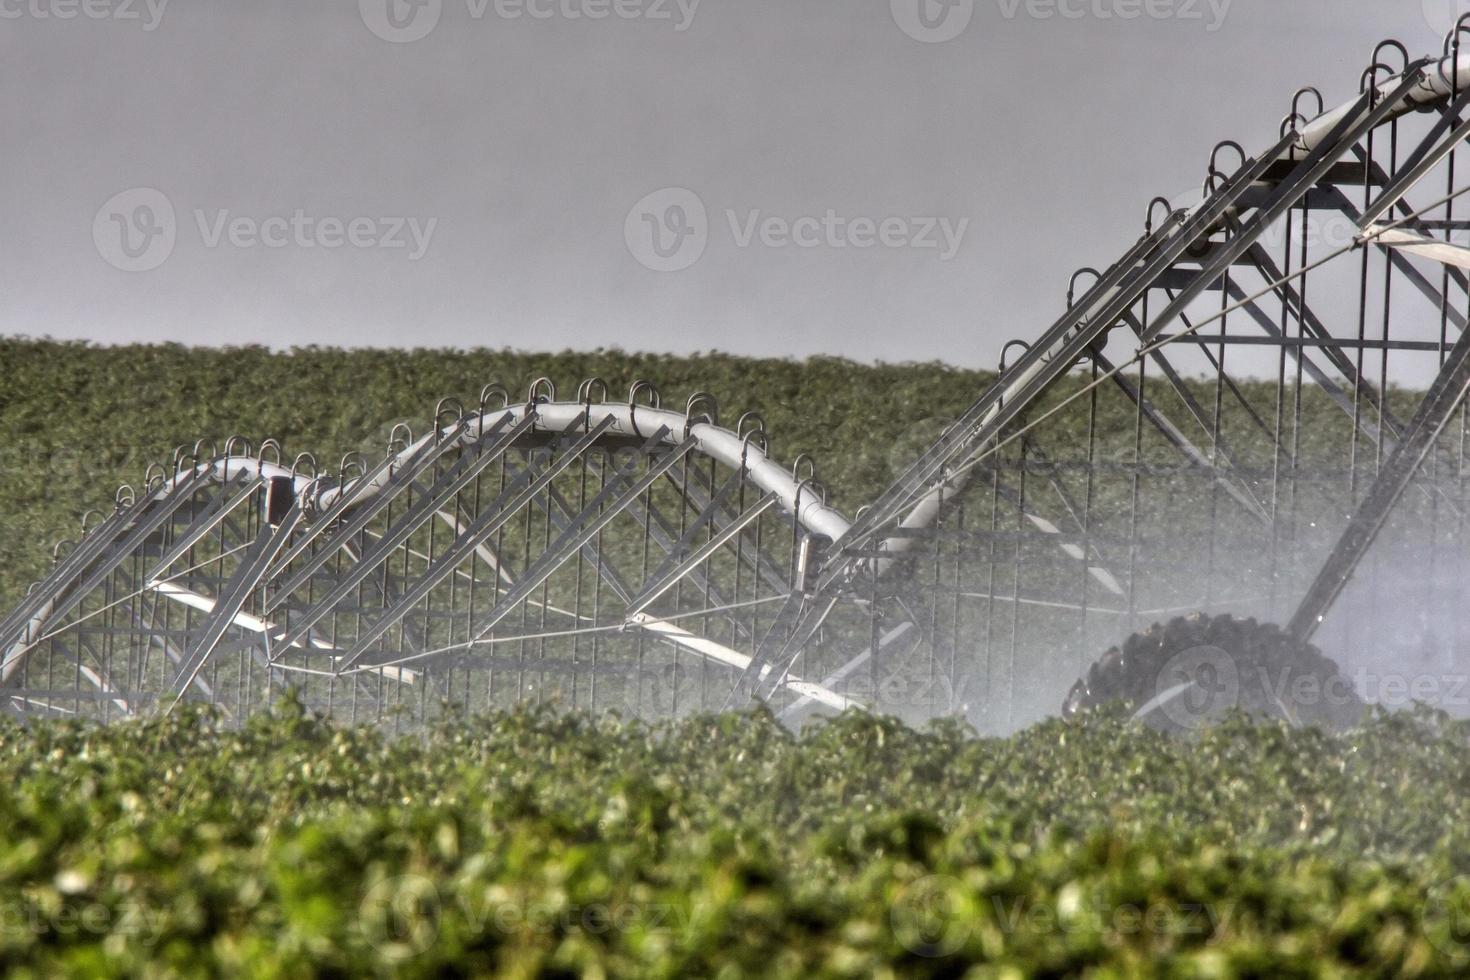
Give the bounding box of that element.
[11,30,1470,730]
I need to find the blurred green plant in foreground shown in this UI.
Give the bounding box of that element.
[0,695,1468,976]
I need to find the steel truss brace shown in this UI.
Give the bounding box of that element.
[666,461,793,596]
[264,414,487,608]
[0,486,153,652]
[585,466,769,642]
[826,128,1305,585]
[1233,242,1465,521]
[3,469,214,678]
[1336,181,1470,323]
[40,635,132,715]
[626,492,780,618]
[165,503,304,708]
[1139,74,1423,342]
[1360,78,1470,228]
[1287,308,1470,641]
[1208,308,1385,464]
[777,619,920,721]
[722,588,840,707]
[465,432,697,643]
[634,466,748,597]
[1369,227,1470,269]
[266,443,417,575]
[1094,342,1269,522]
[1232,244,1400,444]
[144,471,261,584]
[476,464,843,708]
[975,451,1126,597]
[332,415,619,667]
[269,413,536,643]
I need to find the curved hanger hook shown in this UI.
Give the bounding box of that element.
[290,453,318,480]
[1280,111,1312,141]
[1371,39,1409,76]
[257,439,284,467]
[1208,140,1247,180]
[433,396,466,439]
[527,377,556,407]
[1204,140,1247,195]
[794,477,827,517]
[386,423,414,458]
[338,451,366,486]
[1067,267,1100,307]
[115,484,136,509]
[999,339,1032,373]
[79,509,105,534]
[627,379,661,409]
[791,453,818,486]
[297,475,325,511]
[1359,61,1396,101]
[1445,18,1470,59]
[479,383,510,415]
[1440,17,1470,85]
[143,462,167,493]
[627,379,660,439]
[1291,86,1324,123]
[1145,196,1180,234]
[52,538,76,563]
[736,411,766,441]
[223,435,253,459]
[683,391,718,439]
[685,391,718,424]
[577,377,609,405]
[739,427,769,472]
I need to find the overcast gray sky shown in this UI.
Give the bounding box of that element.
[0,1,1456,367]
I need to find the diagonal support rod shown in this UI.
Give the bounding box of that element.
[1286,313,1470,642]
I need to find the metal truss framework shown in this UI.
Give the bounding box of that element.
[768,30,1470,730]
[0,387,863,725]
[10,30,1470,730]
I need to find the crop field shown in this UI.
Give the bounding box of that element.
[3,698,1470,976]
[4,339,1470,976]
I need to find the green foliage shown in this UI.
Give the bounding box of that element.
[4,340,1464,975]
[0,698,1468,976]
